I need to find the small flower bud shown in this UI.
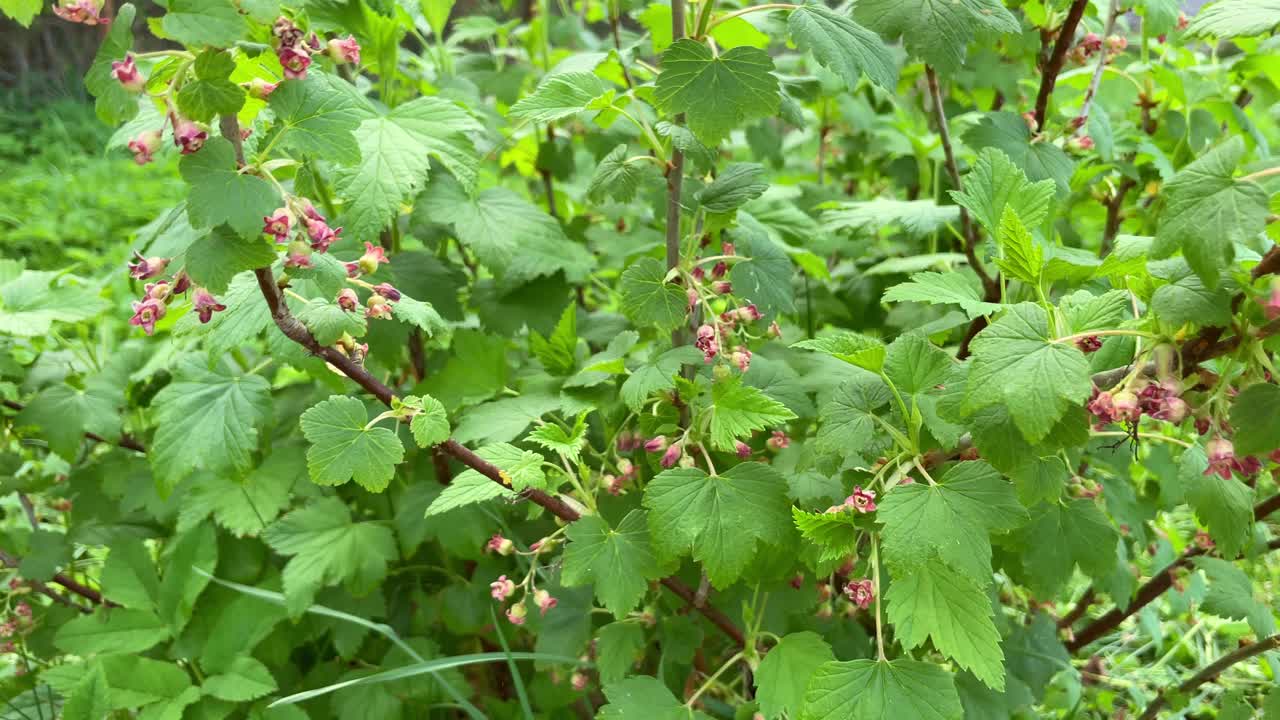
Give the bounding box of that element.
[735,441,752,459]
[712,261,728,278]
[712,281,732,295]
[505,602,527,625]
[490,575,515,601]
[365,294,394,320]
[172,117,209,155]
[644,436,668,453]
[661,441,683,469]
[766,429,790,451]
[374,283,401,301]
[533,589,558,615]
[691,266,705,282]
[731,349,752,372]
[721,242,735,257]
[127,250,169,280]
[127,129,162,165]
[486,534,515,556]
[306,217,341,252]
[111,54,144,92]
[327,35,361,64]
[344,261,361,278]
[570,672,588,691]
[358,242,390,275]
[1204,436,1236,480]
[737,304,762,322]
[1075,335,1103,353]
[1112,390,1140,423]
[246,78,279,100]
[53,0,110,25]
[337,288,359,312]
[767,321,782,338]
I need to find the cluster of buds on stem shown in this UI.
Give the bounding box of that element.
[272,17,361,81]
[601,458,637,495]
[0,602,34,642]
[1069,32,1127,65]
[263,198,343,254]
[1088,373,1189,428]
[125,265,224,334]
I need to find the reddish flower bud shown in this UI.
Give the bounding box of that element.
[712,261,728,278]
[328,35,361,64]
[533,589,557,615]
[486,534,515,556]
[127,129,162,165]
[737,304,762,322]
[278,45,312,80]
[1075,335,1102,353]
[358,242,390,275]
[337,288,359,311]
[712,281,732,295]
[789,573,804,589]
[490,575,515,601]
[691,266,706,282]
[721,242,735,257]
[344,261,361,278]
[767,321,782,338]
[1151,395,1189,423]
[172,117,208,155]
[661,441,683,468]
[365,294,393,320]
[732,348,752,373]
[505,602,527,626]
[735,441,752,459]
[127,250,169,280]
[263,208,293,243]
[644,436,668,453]
[247,78,278,100]
[192,288,227,324]
[171,271,191,295]
[111,54,144,92]
[1204,436,1236,480]
[843,578,875,609]
[1081,32,1103,54]
[374,283,402,301]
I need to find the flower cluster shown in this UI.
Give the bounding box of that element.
[0,601,34,644]
[486,534,557,625]
[1069,32,1127,65]
[600,459,637,495]
[272,17,360,81]
[52,0,109,24]
[124,257,225,334]
[1088,379,1188,426]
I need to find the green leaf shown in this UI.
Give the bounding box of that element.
[566,331,639,388]
[787,4,897,90]
[620,346,701,411]
[336,98,481,243]
[596,622,646,684]
[268,72,376,164]
[175,50,245,123]
[62,666,112,720]
[1187,0,1280,37]
[54,608,170,656]
[878,461,1026,583]
[654,39,780,145]
[698,163,768,213]
[562,511,667,619]
[599,676,714,720]
[643,462,791,587]
[19,529,70,582]
[814,375,891,458]
[299,396,405,492]
[1182,446,1254,558]
[424,471,517,516]
[184,226,278,293]
[296,298,367,345]
[393,294,447,336]
[421,182,593,282]
[509,72,611,123]
[966,304,1092,443]
[883,271,1002,320]
[803,658,963,720]
[452,394,560,445]
[158,522,217,633]
[950,148,1056,235]
[149,354,272,491]
[527,421,587,462]
[620,257,688,331]
[729,217,797,315]
[589,144,644,204]
[0,269,109,337]
[184,445,304,537]
[884,332,952,394]
[84,3,137,125]
[161,0,249,47]
[1150,258,1233,328]
[755,631,835,720]
[262,497,397,614]
[457,442,545,492]
[1061,289,1130,334]
[202,657,278,702]
[1192,557,1258,620]
[0,0,41,26]
[709,376,797,451]
[180,137,282,240]
[792,332,886,372]
[962,113,1075,192]
[102,539,160,611]
[16,378,123,459]
[1231,383,1280,455]
[994,207,1044,286]
[792,507,863,563]
[853,0,1018,68]
[408,395,451,448]
[821,199,960,238]
[1152,137,1270,287]
[887,555,1006,690]
[1014,499,1118,596]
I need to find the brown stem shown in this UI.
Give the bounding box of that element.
[540,125,559,220]
[1057,587,1096,629]
[0,549,110,609]
[1100,176,1135,256]
[2,400,147,454]
[1066,499,1280,652]
[608,6,634,89]
[1033,0,1091,131]
[1137,634,1280,720]
[1074,0,1120,132]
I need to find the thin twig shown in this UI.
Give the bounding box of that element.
[2,400,146,453]
[1074,0,1120,132]
[0,549,108,610]
[1137,634,1280,720]
[1033,0,1091,130]
[665,0,687,346]
[1100,176,1136,256]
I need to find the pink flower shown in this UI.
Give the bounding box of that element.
[247,78,278,100]
[1176,12,1188,30]
[486,534,515,556]
[278,45,312,80]
[52,0,109,25]
[533,589,557,615]
[127,251,169,280]
[1081,32,1102,54]
[146,281,172,301]
[1257,280,1280,320]
[767,430,790,451]
[344,261,361,278]
[327,35,361,64]
[506,603,527,626]
[686,287,699,312]
[731,349,751,372]
[843,578,875,609]
[644,436,668,453]
[192,288,226,324]
[263,208,293,243]
[373,283,402,301]
[171,271,191,295]
[358,242,390,275]
[1150,395,1189,423]
[0,622,14,638]
[1075,335,1102,353]
[337,288,359,312]
[284,251,313,270]
[661,441,683,469]
[1087,390,1116,424]
[129,298,166,335]
[13,603,30,619]
[721,242,735,257]
[365,295,394,320]
[617,459,636,480]
[1106,35,1128,52]
[1112,390,1140,423]
[111,54,144,92]
[306,217,341,252]
[127,130,162,165]
[845,486,877,513]
[695,324,718,362]
[172,118,208,155]
[712,281,732,295]
[737,304,762,322]
[490,575,515,601]
[735,441,752,459]
[1204,437,1236,480]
